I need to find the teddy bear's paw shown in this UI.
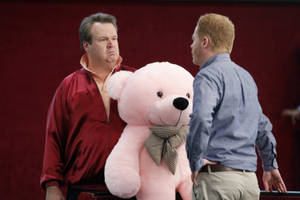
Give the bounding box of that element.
[105,169,141,198]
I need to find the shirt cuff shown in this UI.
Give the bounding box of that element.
[45,180,60,188]
[191,158,204,172]
[263,159,278,171]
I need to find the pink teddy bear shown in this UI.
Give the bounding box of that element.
[104,62,193,200]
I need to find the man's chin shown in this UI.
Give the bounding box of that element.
[106,57,118,65]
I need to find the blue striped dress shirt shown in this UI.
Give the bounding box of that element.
[186,53,278,173]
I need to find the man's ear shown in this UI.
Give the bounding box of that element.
[83,41,89,52]
[202,36,210,48]
[106,70,133,100]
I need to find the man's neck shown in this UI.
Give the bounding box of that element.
[199,51,217,68]
[88,60,116,80]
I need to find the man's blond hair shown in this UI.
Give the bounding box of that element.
[196,13,235,54]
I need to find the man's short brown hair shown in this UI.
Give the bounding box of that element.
[196,13,235,54]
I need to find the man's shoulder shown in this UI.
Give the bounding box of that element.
[57,68,90,91]
[199,62,223,77]
[63,68,88,83]
[119,64,136,72]
[53,68,91,97]
[204,59,246,76]
[231,62,255,81]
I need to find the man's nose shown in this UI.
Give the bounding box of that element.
[107,39,113,48]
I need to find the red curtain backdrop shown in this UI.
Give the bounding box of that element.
[0,1,299,199]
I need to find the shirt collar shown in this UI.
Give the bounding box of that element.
[200,53,231,70]
[80,54,123,79]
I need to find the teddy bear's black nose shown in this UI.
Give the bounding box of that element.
[173,97,189,111]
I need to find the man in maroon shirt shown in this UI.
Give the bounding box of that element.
[40,12,135,200]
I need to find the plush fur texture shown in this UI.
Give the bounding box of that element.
[104,62,194,200]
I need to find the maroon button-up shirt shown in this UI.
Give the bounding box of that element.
[41,63,135,191]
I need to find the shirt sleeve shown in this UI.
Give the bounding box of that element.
[256,113,278,171]
[186,72,221,172]
[40,80,69,189]
[297,105,300,111]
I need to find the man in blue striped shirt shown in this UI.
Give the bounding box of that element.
[186,13,287,200]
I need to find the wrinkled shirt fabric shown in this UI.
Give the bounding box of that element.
[40,56,135,191]
[186,53,278,173]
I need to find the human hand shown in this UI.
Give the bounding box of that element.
[263,169,287,193]
[46,186,65,200]
[203,158,217,166]
[191,171,199,186]
[191,158,217,186]
[282,108,300,124]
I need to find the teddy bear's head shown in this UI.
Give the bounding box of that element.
[107,62,194,126]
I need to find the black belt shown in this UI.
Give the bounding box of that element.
[199,164,252,173]
[66,187,137,200]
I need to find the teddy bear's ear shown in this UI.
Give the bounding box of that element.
[106,70,133,100]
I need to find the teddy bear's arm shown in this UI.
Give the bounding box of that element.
[104,125,149,198]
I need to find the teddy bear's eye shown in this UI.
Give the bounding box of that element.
[186,93,191,98]
[157,91,163,98]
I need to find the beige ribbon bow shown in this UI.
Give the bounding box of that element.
[144,125,189,174]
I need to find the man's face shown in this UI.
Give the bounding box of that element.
[85,22,119,66]
[190,26,202,67]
